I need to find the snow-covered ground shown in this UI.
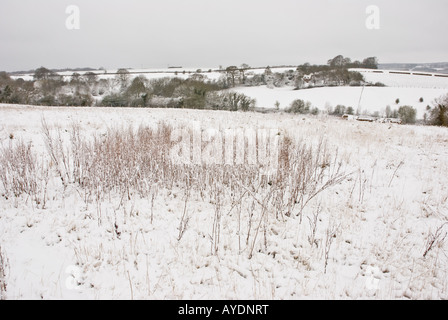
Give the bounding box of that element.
[231,68,448,119]
[231,85,447,119]
[1,104,448,300]
[356,68,448,89]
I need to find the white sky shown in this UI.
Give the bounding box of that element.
[0,0,447,71]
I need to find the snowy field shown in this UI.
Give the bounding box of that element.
[230,68,448,120]
[231,69,448,119]
[1,104,448,300]
[356,68,448,89]
[232,86,447,119]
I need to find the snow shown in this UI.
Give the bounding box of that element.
[231,68,448,119]
[9,67,224,83]
[355,68,448,89]
[232,85,447,119]
[1,104,448,300]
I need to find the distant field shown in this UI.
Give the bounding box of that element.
[232,85,447,119]
[355,68,448,89]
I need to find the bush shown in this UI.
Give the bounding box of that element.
[332,105,346,116]
[38,95,57,106]
[0,85,12,103]
[428,94,448,127]
[101,94,128,107]
[398,106,417,124]
[310,107,320,115]
[346,106,354,115]
[206,92,255,111]
[0,139,46,204]
[288,99,311,114]
[58,93,94,106]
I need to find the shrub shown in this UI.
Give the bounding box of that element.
[0,85,12,103]
[428,94,448,127]
[310,107,320,115]
[346,106,354,115]
[288,99,312,114]
[0,139,48,205]
[101,94,128,107]
[332,105,346,116]
[206,92,255,111]
[58,93,93,106]
[398,105,417,124]
[37,95,57,106]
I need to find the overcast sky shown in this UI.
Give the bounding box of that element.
[0,0,447,71]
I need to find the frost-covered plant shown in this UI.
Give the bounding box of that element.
[423,222,448,258]
[0,246,8,300]
[0,140,43,203]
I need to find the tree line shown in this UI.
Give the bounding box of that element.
[0,56,376,107]
[0,67,256,112]
[1,56,447,126]
[220,55,380,89]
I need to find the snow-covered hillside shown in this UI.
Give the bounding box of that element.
[232,85,447,119]
[355,69,448,89]
[230,68,448,120]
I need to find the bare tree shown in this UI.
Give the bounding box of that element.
[239,63,250,83]
[34,67,55,81]
[126,76,147,99]
[225,66,240,87]
[83,72,98,86]
[116,68,131,90]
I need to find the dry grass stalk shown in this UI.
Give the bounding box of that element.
[0,246,8,300]
[423,222,448,258]
[0,139,48,207]
[1,121,350,265]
